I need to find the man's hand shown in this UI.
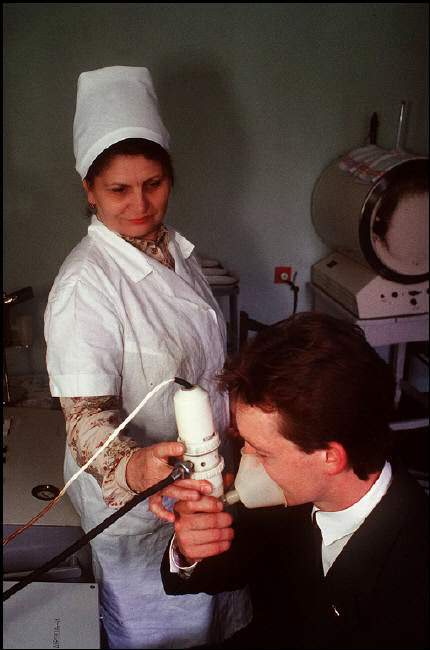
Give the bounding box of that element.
[173,496,235,563]
[149,476,213,523]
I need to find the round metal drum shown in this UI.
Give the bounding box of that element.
[312,150,428,284]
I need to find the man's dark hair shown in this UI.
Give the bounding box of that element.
[220,312,396,479]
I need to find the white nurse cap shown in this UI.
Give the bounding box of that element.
[73,66,170,179]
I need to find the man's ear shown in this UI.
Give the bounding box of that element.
[324,442,348,475]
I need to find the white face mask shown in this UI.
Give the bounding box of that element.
[223,449,287,509]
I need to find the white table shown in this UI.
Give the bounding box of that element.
[310,284,429,430]
[3,407,90,579]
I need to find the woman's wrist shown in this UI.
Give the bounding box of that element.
[125,447,144,493]
[115,448,140,495]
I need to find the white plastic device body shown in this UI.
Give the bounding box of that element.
[174,384,286,508]
[173,385,225,497]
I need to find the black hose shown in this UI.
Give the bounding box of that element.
[3,463,191,602]
[174,377,194,389]
[292,285,299,315]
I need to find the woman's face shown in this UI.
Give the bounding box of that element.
[83,154,171,239]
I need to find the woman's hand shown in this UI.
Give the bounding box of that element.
[126,441,186,494]
[125,442,213,522]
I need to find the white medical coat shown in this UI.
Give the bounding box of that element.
[44,216,252,649]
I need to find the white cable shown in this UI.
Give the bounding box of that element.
[61,377,175,495]
[3,378,177,545]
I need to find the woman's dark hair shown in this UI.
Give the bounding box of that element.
[220,312,396,480]
[84,138,174,187]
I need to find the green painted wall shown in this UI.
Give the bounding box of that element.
[4,3,428,375]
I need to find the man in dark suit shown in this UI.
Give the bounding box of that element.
[158,312,429,649]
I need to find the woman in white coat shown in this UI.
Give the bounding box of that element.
[44,66,251,649]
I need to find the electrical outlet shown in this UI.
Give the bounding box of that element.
[274,266,292,283]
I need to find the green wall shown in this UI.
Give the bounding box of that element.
[4,3,428,374]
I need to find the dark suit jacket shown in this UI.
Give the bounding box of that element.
[161,464,429,649]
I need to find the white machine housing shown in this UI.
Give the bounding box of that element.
[3,581,100,649]
[312,252,429,319]
[311,147,428,318]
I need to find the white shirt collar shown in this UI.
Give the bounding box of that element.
[312,461,392,546]
[87,216,194,282]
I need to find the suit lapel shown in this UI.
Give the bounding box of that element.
[326,469,411,588]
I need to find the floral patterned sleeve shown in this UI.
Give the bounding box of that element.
[60,396,140,508]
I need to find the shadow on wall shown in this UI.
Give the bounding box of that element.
[156,57,261,270]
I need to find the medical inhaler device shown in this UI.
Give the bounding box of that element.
[173,382,225,497]
[173,380,286,508]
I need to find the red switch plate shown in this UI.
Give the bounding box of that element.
[274,266,292,283]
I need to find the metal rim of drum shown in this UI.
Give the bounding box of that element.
[359,159,428,285]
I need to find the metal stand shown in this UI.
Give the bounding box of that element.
[3,350,12,404]
[3,287,34,405]
[3,346,31,406]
